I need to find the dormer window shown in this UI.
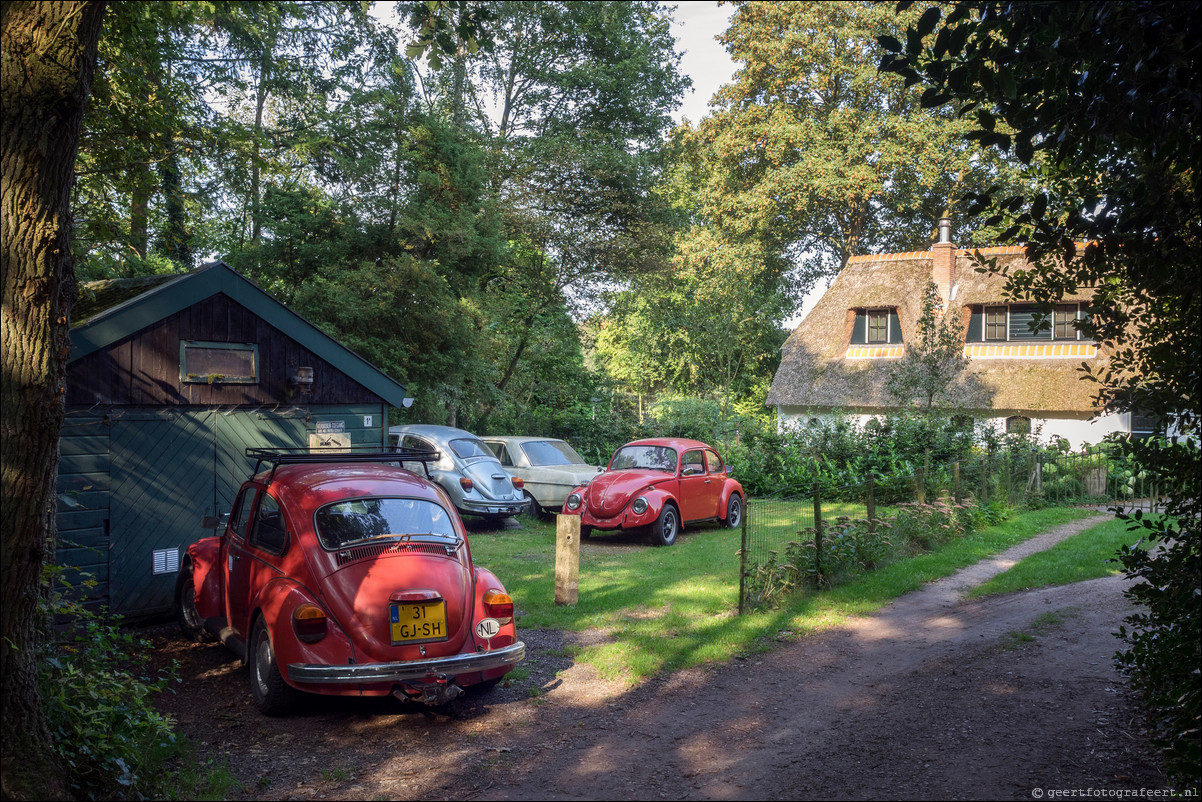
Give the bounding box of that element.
[984,307,1007,341]
[967,303,1091,343]
[850,308,902,345]
[867,310,888,343]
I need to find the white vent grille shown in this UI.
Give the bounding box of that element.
[153,548,180,575]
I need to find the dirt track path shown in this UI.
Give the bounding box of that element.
[152,514,1166,801]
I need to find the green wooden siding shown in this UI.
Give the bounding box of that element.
[109,411,215,618]
[57,415,110,602]
[57,404,387,617]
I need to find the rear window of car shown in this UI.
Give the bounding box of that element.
[448,437,493,460]
[522,440,587,467]
[315,497,457,549]
[609,445,677,472]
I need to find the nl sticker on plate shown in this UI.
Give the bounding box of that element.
[475,618,501,640]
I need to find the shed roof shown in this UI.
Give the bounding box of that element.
[69,261,409,408]
[766,248,1104,415]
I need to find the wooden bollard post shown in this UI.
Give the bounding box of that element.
[555,514,580,605]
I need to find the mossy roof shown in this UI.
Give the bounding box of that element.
[766,248,1105,415]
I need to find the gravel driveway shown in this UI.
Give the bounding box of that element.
[149,514,1167,800]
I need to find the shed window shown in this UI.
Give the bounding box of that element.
[181,341,258,384]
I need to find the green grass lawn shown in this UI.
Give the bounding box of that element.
[967,516,1147,598]
[468,505,1097,685]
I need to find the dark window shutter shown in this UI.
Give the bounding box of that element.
[888,310,903,343]
[851,311,866,344]
[1009,304,1051,340]
[967,307,983,341]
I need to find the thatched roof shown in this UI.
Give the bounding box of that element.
[766,247,1105,415]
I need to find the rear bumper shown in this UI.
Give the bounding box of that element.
[460,498,526,516]
[287,641,525,684]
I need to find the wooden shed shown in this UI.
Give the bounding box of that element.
[57,261,409,618]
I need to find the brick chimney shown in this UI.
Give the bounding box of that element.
[932,216,955,308]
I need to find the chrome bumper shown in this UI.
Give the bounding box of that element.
[461,499,525,515]
[287,641,525,684]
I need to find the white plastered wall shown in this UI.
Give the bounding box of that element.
[775,406,1131,451]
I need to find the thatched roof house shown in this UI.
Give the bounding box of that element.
[767,220,1135,447]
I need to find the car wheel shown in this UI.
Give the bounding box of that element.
[174,562,211,643]
[249,617,298,716]
[522,490,548,520]
[580,524,592,539]
[723,493,743,529]
[649,504,679,547]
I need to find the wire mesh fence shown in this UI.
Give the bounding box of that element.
[737,449,1163,613]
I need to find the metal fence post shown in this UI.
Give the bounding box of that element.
[923,450,930,504]
[813,482,823,584]
[738,499,748,616]
[866,477,876,534]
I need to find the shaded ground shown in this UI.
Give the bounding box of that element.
[149,514,1169,800]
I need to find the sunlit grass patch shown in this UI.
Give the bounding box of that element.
[968,516,1147,598]
[468,507,1097,684]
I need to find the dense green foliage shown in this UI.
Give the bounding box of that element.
[886,280,970,409]
[880,1,1199,782]
[37,572,230,800]
[744,496,1008,606]
[69,1,1024,434]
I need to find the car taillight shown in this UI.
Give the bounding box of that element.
[293,603,328,643]
[460,477,474,492]
[511,476,524,489]
[483,589,514,624]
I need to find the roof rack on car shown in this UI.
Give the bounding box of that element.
[246,446,440,483]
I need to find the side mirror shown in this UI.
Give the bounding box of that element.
[201,512,230,530]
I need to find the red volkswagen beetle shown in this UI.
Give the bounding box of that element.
[175,449,524,714]
[560,438,744,546]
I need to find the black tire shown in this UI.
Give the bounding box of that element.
[649,504,680,547]
[174,562,211,643]
[580,524,592,539]
[723,493,743,529]
[522,490,549,520]
[249,617,299,716]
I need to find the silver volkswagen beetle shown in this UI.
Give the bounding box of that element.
[480,436,603,519]
[388,424,527,522]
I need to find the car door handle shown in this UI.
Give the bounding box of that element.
[704,479,712,484]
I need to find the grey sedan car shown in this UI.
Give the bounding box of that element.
[388,424,527,522]
[480,436,603,519]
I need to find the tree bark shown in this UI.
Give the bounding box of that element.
[1,2,105,798]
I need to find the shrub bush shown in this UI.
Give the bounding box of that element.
[39,572,183,800]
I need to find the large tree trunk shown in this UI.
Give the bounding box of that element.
[1,2,105,798]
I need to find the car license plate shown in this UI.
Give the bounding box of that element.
[389,601,448,645]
